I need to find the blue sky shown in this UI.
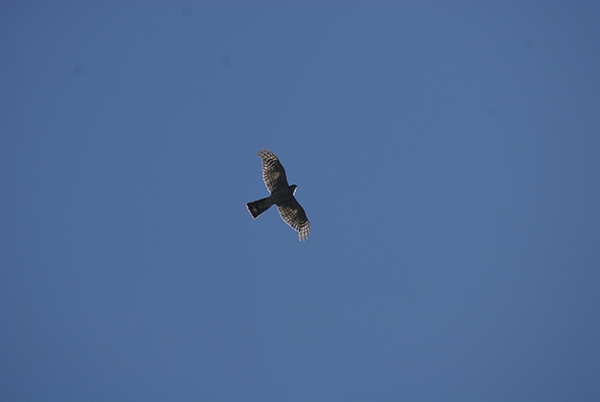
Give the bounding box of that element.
[1,1,599,401]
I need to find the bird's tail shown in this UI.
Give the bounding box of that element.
[246,197,274,219]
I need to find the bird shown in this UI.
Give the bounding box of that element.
[246,149,310,241]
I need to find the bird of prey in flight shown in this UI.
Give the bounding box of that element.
[246,149,310,241]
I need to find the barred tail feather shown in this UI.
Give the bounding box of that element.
[246,197,274,219]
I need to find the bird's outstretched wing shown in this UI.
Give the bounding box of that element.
[277,197,310,241]
[257,149,289,193]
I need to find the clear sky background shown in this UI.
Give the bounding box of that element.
[2,2,599,401]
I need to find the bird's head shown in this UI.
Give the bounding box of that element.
[290,184,297,195]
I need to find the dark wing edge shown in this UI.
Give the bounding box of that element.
[276,197,310,241]
[257,149,289,193]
